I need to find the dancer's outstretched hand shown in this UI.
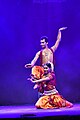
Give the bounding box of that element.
[27,78,34,82]
[59,27,67,31]
[25,63,33,68]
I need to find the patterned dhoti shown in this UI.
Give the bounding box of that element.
[35,93,73,109]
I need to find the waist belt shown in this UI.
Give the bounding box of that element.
[44,88,58,95]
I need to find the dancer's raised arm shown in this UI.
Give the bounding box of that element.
[51,27,67,52]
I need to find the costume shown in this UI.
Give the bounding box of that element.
[31,66,45,94]
[39,48,54,71]
[35,94,73,109]
[31,66,44,79]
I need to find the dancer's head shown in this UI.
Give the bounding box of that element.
[40,36,48,48]
[43,63,51,74]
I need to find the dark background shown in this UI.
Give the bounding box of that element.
[0,0,80,105]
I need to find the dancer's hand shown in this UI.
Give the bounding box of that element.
[25,63,33,68]
[27,78,34,82]
[33,84,38,89]
[27,78,37,83]
[59,27,67,31]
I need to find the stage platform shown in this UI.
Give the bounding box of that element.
[0,103,80,119]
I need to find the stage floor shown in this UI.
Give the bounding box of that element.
[0,103,80,119]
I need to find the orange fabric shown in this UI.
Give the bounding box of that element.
[31,66,45,93]
[35,94,73,109]
[31,66,44,79]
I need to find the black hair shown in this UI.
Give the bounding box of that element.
[40,36,48,43]
[43,63,51,68]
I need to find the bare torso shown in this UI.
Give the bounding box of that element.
[42,48,53,64]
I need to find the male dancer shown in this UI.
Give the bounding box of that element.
[25,27,67,71]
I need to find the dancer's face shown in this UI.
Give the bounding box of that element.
[40,39,48,48]
[43,65,50,74]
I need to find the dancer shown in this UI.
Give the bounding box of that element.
[30,63,73,109]
[25,27,67,71]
